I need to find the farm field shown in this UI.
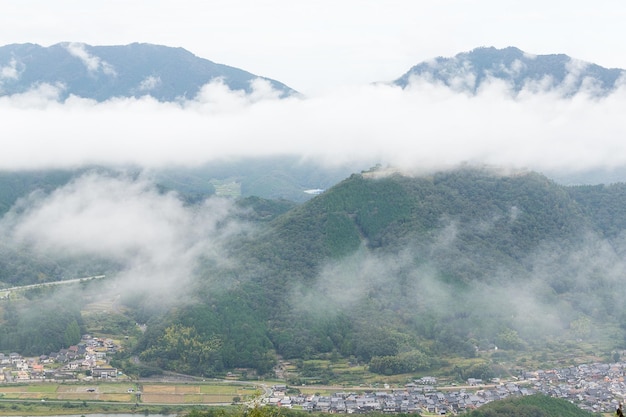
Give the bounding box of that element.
[0,381,259,405]
[140,383,259,404]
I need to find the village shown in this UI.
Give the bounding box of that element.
[3,336,626,415]
[0,334,120,383]
[265,362,626,414]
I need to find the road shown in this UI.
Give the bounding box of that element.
[0,275,106,295]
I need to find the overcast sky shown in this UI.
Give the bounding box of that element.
[2,1,626,175]
[2,1,626,94]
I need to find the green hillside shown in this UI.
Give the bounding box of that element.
[124,167,626,377]
[259,168,588,281]
[3,166,626,380]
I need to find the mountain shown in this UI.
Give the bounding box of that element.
[394,46,625,95]
[5,165,626,379]
[6,167,626,378]
[128,167,626,376]
[0,42,296,101]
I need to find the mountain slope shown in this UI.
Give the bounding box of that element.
[236,169,595,359]
[261,167,588,283]
[394,46,625,95]
[5,166,626,378]
[132,167,626,375]
[0,42,295,101]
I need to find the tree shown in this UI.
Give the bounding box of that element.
[64,319,82,347]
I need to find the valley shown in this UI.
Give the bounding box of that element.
[3,38,626,417]
[1,351,625,415]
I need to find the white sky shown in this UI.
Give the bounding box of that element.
[2,0,626,95]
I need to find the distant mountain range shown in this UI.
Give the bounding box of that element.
[2,43,625,102]
[0,42,296,101]
[394,46,626,95]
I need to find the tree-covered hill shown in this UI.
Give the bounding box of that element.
[567,182,626,237]
[250,167,589,288]
[127,167,626,376]
[4,166,626,378]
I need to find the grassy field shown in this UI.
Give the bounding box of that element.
[210,179,241,198]
[140,383,258,404]
[0,381,259,406]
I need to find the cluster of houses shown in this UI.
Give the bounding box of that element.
[0,335,119,382]
[266,362,626,414]
[5,338,626,415]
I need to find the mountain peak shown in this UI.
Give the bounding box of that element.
[0,42,296,101]
[394,46,625,95]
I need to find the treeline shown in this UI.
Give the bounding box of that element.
[131,289,276,376]
[0,289,84,355]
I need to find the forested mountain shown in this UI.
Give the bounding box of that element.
[394,46,625,95]
[0,42,295,101]
[4,166,626,378]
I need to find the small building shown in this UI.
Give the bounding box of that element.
[92,367,118,378]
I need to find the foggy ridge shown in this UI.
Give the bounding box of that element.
[394,46,626,96]
[0,42,296,101]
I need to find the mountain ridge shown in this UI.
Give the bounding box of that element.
[394,46,626,95]
[0,42,296,101]
[4,43,625,101]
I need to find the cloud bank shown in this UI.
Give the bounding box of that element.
[1,75,626,179]
[0,173,249,303]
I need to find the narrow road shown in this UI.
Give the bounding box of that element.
[0,275,106,294]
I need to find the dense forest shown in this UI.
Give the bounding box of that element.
[3,166,626,377]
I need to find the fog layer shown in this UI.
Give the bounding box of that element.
[1,75,626,178]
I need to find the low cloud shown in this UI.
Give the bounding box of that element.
[0,173,249,304]
[1,58,20,81]
[293,221,626,346]
[64,42,117,76]
[0,58,21,94]
[137,75,162,92]
[1,75,626,181]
